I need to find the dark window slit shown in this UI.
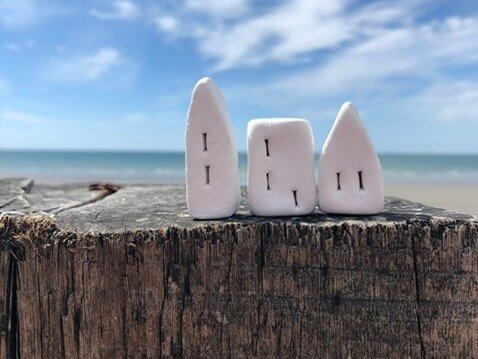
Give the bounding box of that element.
[205,166,210,185]
[358,171,364,190]
[292,190,298,207]
[202,133,207,152]
[265,139,270,157]
[266,172,271,191]
[336,172,341,191]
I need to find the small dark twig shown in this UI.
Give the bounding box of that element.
[45,182,121,215]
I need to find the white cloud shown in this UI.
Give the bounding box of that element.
[175,0,419,71]
[0,0,71,28]
[214,9,478,127]
[89,1,139,20]
[47,48,124,82]
[185,0,250,19]
[4,39,35,52]
[197,0,347,70]
[155,15,178,33]
[0,109,45,124]
[272,16,478,95]
[152,0,478,128]
[0,0,36,27]
[412,81,478,123]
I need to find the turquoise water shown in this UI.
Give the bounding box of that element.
[1,150,477,184]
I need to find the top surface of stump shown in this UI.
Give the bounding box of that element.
[0,178,475,233]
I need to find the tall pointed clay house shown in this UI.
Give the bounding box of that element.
[318,102,384,214]
[185,77,241,219]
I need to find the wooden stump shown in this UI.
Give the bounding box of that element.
[0,178,477,358]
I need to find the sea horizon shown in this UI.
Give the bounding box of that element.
[1,149,478,185]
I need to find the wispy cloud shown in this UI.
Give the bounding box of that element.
[0,109,45,124]
[271,16,478,96]
[0,0,71,28]
[184,0,250,19]
[46,47,125,83]
[410,81,478,123]
[0,0,37,28]
[178,1,478,127]
[155,15,178,34]
[200,0,352,70]
[4,39,35,52]
[151,0,252,38]
[89,0,139,21]
[160,0,421,71]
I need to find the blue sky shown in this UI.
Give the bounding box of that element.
[0,0,478,153]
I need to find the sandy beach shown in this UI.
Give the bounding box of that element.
[386,184,478,216]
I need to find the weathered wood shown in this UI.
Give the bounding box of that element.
[0,250,9,358]
[0,178,477,358]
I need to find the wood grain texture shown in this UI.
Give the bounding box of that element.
[0,250,8,358]
[0,179,477,358]
[0,218,23,359]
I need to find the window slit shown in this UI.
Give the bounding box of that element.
[202,133,207,152]
[265,139,270,157]
[358,171,364,190]
[336,172,341,191]
[205,166,210,185]
[292,190,298,207]
[266,172,271,191]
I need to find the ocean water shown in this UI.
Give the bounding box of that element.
[1,150,477,185]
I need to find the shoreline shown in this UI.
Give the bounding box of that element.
[386,184,478,216]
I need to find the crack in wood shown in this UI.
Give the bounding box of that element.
[0,198,19,211]
[220,237,235,357]
[411,226,427,359]
[254,224,266,356]
[6,253,19,359]
[158,241,167,358]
